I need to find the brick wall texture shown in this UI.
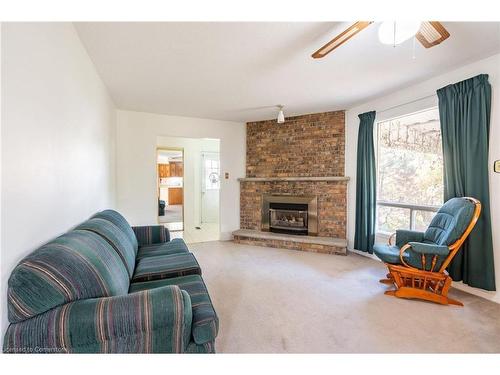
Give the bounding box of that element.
[246,111,345,178]
[240,181,347,238]
[240,110,348,243]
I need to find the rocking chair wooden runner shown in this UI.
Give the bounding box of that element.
[373,197,481,306]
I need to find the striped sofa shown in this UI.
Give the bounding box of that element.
[3,210,218,353]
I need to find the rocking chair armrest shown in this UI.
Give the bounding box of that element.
[399,244,418,269]
[407,242,450,256]
[395,230,424,248]
[388,233,396,245]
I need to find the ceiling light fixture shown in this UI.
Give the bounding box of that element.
[378,21,422,46]
[277,105,285,124]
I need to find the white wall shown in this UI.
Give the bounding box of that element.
[1,23,117,334]
[346,53,500,302]
[116,110,245,240]
[0,22,3,339]
[157,136,220,231]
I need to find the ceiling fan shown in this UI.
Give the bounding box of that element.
[312,21,450,59]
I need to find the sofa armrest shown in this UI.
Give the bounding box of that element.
[3,286,192,353]
[132,225,170,245]
[395,230,424,248]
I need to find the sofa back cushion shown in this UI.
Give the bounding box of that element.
[76,218,136,277]
[423,197,475,246]
[92,210,138,255]
[7,230,129,323]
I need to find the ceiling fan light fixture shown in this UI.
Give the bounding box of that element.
[378,21,422,45]
[277,105,285,124]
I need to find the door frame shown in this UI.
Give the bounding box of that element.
[156,147,185,231]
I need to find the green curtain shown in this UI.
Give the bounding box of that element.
[354,111,377,253]
[437,74,495,291]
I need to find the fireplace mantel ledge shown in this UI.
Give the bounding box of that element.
[238,176,350,182]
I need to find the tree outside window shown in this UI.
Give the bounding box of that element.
[376,107,443,234]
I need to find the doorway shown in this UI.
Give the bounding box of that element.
[157,148,184,232]
[156,136,220,243]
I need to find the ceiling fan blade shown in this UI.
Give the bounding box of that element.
[312,21,373,58]
[416,21,450,48]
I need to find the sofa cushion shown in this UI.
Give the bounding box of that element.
[4,286,192,353]
[137,238,189,260]
[129,275,218,345]
[92,210,138,254]
[132,225,170,246]
[132,253,201,282]
[76,218,136,277]
[7,230,129,323]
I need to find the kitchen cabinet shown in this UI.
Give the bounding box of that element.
[158,162,183,178]
[169,162,183,177]
[158,164,170,178]
[168,187,183,205]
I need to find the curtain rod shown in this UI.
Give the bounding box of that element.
[376,93,437,115]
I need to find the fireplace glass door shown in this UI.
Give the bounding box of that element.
[269,202,308,235]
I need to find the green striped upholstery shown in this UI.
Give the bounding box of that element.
[92,210,138,255]
[3,286,192,353]
[130,275,218,345]
[186,341,216,354]
[4,209,218,353]
[76,218,136,277]
[132,225,170,246]
[132,253,201,282]
[7,230,129,324]
[137,238,189,260]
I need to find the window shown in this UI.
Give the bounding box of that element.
[204,158,220,190]
[376,107,443,235]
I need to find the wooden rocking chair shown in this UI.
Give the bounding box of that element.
[373,197,481,306]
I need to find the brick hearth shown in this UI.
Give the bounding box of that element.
[233,110,348,254]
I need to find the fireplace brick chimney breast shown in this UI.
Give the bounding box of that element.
[234,110,348,255]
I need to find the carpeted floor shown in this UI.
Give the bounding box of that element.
[189,241,500,353]
[159,204,183,223]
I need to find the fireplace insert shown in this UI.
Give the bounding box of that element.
[261,194,318,236]
[269,202,308,235]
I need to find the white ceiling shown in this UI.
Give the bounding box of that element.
[75,22,500,122]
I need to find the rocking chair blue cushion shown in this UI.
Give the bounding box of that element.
[373,197,476,271]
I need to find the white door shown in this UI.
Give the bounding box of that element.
[201,152,220,224]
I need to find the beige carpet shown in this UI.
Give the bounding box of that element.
[189,241,500,353]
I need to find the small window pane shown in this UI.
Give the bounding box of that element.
[377,108,443,206]
[377,206,411,234]
[414,210,437,232]
[205,158,220,190]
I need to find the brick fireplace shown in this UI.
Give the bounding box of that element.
[232,110,349,255]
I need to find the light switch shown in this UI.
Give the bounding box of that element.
[494,160,500,173]
[225,172,229,179]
